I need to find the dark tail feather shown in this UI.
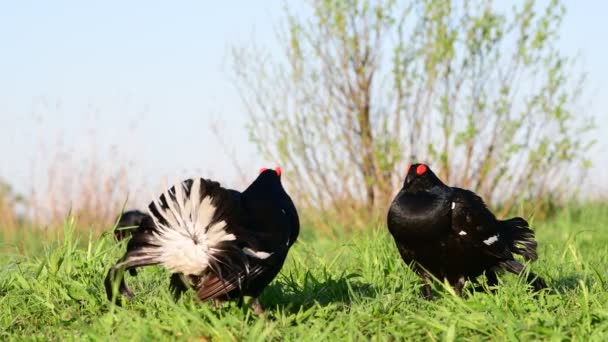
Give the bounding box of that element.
[104,252,160,304]
[501,217,538,261]
[500,260,547,292]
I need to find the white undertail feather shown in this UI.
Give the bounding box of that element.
[142,178,236,275]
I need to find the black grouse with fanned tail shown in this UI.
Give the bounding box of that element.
[105,167,299,313]
[387,163,547,298]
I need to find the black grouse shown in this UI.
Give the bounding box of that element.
[113,209,151,242]
[112,209,154,277]
[105,167,299,313]
[387,163,546,298]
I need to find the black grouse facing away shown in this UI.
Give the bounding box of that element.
[105,167,299,313]
[387,163,547,298]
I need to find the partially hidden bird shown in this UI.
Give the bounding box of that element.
[387,163,547,298]
[105,167,299,313]
[112,209,153,277]
[113,209,151,242]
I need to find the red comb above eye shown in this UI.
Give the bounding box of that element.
[416,164,427,175]
[275,167,282,176]
[259,168,268,174]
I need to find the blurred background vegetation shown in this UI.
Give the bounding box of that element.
[233,0,595,231]
[0,0,603,248]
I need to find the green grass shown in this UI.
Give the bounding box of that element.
[1,204,608,341]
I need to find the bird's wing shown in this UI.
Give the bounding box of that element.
[450,188,513,260]
[196,207,292,301]
[196,257,279,301]
[282,198,300,248]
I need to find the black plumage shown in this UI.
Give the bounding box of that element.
[387,163,547,298]
[112,210,154,278]
[113,209,151,241]
[105,168,299,313]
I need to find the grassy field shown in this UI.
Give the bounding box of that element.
[1,204,607,341]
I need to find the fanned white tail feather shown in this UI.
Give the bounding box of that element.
[140,178,236,275]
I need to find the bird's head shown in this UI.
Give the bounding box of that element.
[253,166,283,188]
[402,163,446,192]
[258,167,282,179]
[244,166,284,198]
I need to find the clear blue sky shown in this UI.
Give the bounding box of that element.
[0,1,606,205]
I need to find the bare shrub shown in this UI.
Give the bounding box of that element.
[232,0,594,231]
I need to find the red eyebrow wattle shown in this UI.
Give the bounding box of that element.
[416,164,427,175]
